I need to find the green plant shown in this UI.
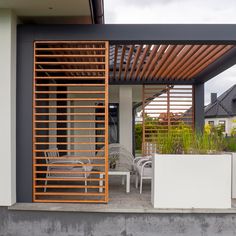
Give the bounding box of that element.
[231,120,236,137]
[231,127,236,137]
[135,123,142,151]
[224,137,236,152]
[157,123,193,154]
[156,123,225,154]
[109,153,119,169]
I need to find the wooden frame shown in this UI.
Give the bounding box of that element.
[33,41,109,203]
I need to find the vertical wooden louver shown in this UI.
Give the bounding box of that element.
[33,41,109,203]
[142,85,194,155]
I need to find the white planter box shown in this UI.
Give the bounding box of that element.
[231,153,236,198]
[151,154,232,209]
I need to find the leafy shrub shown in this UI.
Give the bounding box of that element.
[135,123,143,151]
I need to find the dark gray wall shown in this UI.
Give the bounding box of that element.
[1,207,236,236]
[16,38,33,202]
[16,24,235,202]
[194,83,205,132]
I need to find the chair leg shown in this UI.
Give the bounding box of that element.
[140,177,143,194]
[99,173,103,193]
[44,171,49,193]
[85,180,87,193]
[122,176,125,185]
[135,172,139,189]
[44,179,48,193]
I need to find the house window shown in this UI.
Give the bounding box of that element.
[96,103,119,150]
[208,121,214,126]
[218,120,226,132]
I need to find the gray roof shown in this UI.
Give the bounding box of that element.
[205,84,236,118]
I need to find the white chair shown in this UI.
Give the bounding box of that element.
[99,143,134,171]
[44,149,92,192]
[132,155,151,173]
[135,158,152,194]
[134,142,156,194]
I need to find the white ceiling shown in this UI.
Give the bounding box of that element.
[0,0,91,16]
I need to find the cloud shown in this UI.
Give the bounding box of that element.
[105,0,236,24]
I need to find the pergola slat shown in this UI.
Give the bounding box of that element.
[129,45,143,80]
[113,46,118,80]
[134,45,151,80]
[124,45,134,81]
[118,45,126,81]
[139,45,159,80]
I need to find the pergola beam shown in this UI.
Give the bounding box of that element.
[19,24,236,44]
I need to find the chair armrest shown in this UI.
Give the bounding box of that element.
[141,160,152,174]
[133,156,151,165]
[49,159,91,164]
[48,159,77,164]
[136,157,152,166]
[132,157,143,165]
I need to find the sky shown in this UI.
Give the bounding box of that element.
[104,0,236,104]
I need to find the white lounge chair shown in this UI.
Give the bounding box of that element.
[44,149,92,192]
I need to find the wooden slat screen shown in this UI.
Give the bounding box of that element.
[33,41,109,203]
[142,85,194,155]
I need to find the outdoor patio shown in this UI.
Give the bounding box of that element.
[9,175,236,213]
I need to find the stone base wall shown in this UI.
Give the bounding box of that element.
[1,207,236,236]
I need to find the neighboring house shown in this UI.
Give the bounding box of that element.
[205,85,236,136]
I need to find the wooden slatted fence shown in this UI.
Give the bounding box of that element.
[33,41,109,203]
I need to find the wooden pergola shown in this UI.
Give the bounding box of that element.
[16,24,236,204]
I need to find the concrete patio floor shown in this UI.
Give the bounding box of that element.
[9,175,236,213]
